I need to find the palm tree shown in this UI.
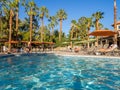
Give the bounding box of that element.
[48,16,58,41]
[70,20,78,40]
[92,11,104,30]
[0,9,2,38]
[92,11,104,46]
[85,17,93,49]
[78,17,88,41]
[8,9,14,52]
[25,1,37,44]
[114,0,117,44]
[12,0,20,40]
[1,1,10,40]
[56,9,67,42]
[38,6,49,42]
[0,1,3,37]
[8,1,14,52]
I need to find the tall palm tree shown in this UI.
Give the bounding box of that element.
[48,16,58,41]
[7,1,14,52]
[13,0,20,40]
[25,1,37,44]
[114,0,117,44]
[0,9,2,38]
[92,11,104,30]
[85,17,93,49]
[78,17,88,41]
[38,6,49,42]
[1,1,10,40]
[70,20,78,40]
[9,9,14,52]
[0,1,3,37]
[92,11,104,46]
[48,16,58,36]
[56,9,67,42]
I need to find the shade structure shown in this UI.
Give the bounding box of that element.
[89,30,117,36]
[74,39,96,44]
[5,41,54,45]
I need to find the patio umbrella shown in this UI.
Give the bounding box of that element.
[89,30,117,36]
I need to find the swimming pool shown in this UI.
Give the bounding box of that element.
[0,53,120,90]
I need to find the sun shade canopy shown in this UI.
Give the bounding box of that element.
[89,30,117,36]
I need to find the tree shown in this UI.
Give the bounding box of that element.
[85,17,93,49]
[25,0,37,44]
[12,0,20,40]
[48,16,58,41]
[56,9,67,42]
[92,11,104,46]
[70,20,78,40]
[0,0,10,40]
[92,11,104,30]
[38,6,49,42]
[114,0,117,44]
[78,17,88,41]
[1,4,9,40]
[5,0,15,52]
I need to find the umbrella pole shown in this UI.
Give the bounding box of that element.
[96,36,98,47]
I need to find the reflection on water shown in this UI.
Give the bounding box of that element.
[0,54,120,90]
[7,58,12,64]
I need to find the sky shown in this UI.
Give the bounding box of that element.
[19,0,120,35]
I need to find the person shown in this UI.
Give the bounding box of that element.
[68,45,72,52]
[3,46,7,53]
[3,46,6,53]
[27,42,31,53]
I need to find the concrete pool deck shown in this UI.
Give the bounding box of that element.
[0,51,120,59]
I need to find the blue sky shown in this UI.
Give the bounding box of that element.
[19,0,120,35]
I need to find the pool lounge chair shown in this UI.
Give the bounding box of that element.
[74,47,80,53]
[96,44,117,56]
[87,46,97,55]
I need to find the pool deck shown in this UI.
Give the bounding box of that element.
[0,51,120,59]
[50,51,120,59]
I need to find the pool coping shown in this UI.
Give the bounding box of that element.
[51,52,120,59]
[0,53,15,58]
[0,52,120,59]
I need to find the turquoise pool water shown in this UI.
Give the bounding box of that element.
[0,54,120,90]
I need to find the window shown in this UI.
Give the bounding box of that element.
[117,25,120,30]
[118,26,120,29]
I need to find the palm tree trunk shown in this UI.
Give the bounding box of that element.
[0,15,2,37]
[51,27,54,41]
[28,8,32,49]
[96,19,99,47]
[76,31,77,38]
[9,9,13,52]
[71,29,73,40]
[15,7,19,40]
[59,19,62,42]
[114,0,117,44]
[30,15,32,43]
[96,19,99,30]
[52,27,54,36]
[87,27,90,49]
[41,18,44,42]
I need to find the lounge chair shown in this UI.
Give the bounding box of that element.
[96,44,117,55]
[87,46,97,55]
[74,47,80,53]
